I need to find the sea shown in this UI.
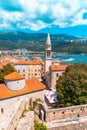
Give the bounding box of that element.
[27,54,87,65]
[52,54,87,64]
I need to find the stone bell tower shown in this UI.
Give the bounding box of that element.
[44,33,52,74]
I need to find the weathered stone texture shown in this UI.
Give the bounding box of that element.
[47,121,87,130]
[46,104,87,122]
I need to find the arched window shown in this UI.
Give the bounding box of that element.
[56,73,59,77]
[47,51,50,58]
[1,108,4,113]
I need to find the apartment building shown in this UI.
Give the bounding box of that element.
[14,59,44,81]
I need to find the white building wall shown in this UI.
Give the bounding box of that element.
[14,64,29,80]
[5,79,25,91]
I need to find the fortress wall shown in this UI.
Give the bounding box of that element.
[4,99,26,130]
[46,104,87,122]
[47,118,87,130]
[3,97,35,130]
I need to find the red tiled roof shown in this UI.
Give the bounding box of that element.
[14,59,44,65]
[28,60,44,65]
[0,78,46,100]
[14,60,29,65]
[50,65,68,71]
[4,72,25,80]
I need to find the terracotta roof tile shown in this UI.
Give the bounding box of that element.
[0,78,46,100]
[50,65,68,71]
[14,59,44,65]
[28,60,44,65]
[4,72,25,80]
[14,60,30,65]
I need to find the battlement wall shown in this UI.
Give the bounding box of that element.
[46,104,87,122]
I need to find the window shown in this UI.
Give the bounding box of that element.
[56,73,59,77]
[47,51,50,58]
[23,70,25,72]
[62,111,64,114]
[17,81,19,84]
[1,108,4,113]
[53,112,55,114]
[18,70,20,73]
[35,73,37,76]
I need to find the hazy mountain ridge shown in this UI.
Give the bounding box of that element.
[0,32,87,54]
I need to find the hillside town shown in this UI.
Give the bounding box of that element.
[0,34,67,99]
[0,34,87,130]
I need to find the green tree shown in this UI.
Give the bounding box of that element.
[0,64,15,83]
[34,121,48,130]
[56,63,87,107]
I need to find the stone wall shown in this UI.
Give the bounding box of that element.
[17,111,34,130]
[45,104,87,122]
[0,90,45,130]
[50,70,64,88]
[46,116,87,130]
[3,98,35,130]
[4,99,26,130]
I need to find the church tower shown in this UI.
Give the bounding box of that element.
[44,33,52,74]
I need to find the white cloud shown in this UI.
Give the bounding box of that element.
[0,0,87,31]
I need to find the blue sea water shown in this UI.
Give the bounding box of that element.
[52,54,87,64]
[27,54,87,64]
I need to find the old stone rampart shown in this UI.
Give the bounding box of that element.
[46,104,87,122]
[4,99,26,130]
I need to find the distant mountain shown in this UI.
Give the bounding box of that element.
[0,32,82,42]
[0,32,87,54]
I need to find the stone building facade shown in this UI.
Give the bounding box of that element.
[14,62,29,80]
[46,64,68,88]
[28,60,44,81]
[14,59,44,81]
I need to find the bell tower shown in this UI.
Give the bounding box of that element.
[44,33,52,74]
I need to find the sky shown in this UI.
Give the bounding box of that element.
[0,0,87,36]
